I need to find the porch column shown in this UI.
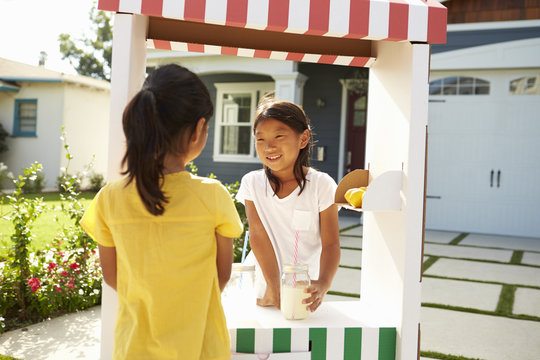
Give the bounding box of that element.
[271,72,308,105]
[102,13,148,360]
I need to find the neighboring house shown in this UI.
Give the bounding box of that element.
[0,58,110,191]
[147,1,539,238]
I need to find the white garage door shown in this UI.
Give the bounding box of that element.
[426,73,540,238]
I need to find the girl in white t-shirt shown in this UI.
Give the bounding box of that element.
[236,97,340,313]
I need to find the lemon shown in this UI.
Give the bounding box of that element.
[344,187,367,208]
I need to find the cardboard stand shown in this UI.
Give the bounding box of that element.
[97,1,447,359]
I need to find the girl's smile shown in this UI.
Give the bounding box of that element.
[266,154,282,161]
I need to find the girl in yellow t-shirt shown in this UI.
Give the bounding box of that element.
[81,64,243,360]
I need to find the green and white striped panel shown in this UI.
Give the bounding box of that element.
[230,327,396,359]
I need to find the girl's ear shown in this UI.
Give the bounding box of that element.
[299,129,310,149]
[191,118,208,144]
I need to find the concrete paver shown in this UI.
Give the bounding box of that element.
[338,215,361,230]
[421,277,501,311]
[340,248,362,268]
[339,235,362,249]
[424,230,461,244]
[513,288,540,318]
[0,306,100,360]
[339,225,363,237]
[421,307,540,360]
[522,252,540,266]
[330,266,361,295]
[424,258,540,287]
[424,242,513,262]
[461,233,540,252]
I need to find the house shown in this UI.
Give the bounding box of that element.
[0,58,110,191]
[145,1,540,239]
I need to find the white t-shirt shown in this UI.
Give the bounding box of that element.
[236,168,338,296]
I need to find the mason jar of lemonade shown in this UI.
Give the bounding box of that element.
[280,264,310,320]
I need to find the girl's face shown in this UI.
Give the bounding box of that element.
[254,118,309,178]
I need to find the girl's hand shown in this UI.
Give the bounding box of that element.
[304,279,330,312]
[257,285,280,308]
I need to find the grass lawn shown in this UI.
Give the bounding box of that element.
[0,192,96,258]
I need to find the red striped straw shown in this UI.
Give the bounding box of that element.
[292,230,300,319]
[292,230,299,288]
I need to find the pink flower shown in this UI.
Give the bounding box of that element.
[61,271,69,277]
[54,285,62,292]
[56,251,65,257]
[48,262,57,271]
[28,278,41,292]
[69,263,80,270]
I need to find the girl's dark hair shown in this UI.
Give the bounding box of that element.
[254,96,313,196]
[121,64,213,215]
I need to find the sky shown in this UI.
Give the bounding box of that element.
[0,0,97,74]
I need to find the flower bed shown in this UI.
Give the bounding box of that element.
[0,155,102,333]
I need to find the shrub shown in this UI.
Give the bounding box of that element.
[56,170,81,193]
[224,181,250,263]
[0,162,9,192]
[0,123,8,154]
[21,165,46,194]
[0,141,102,333]
[0,163,46,326]
[87,172,105,192]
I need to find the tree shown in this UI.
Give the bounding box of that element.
[59,2,113,81]
[38,51,47,67]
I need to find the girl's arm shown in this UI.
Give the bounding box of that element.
[245,200,281,307]
[98,244,117,291]
[216,232,234,292]
[305,204,340,312]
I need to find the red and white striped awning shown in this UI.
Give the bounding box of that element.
[99,0,446,67]
[146,40,377,67]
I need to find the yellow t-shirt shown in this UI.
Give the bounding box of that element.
[81,171,243,360]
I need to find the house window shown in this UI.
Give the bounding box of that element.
[13,99,37,136]
[214,82,274,162]
[429,76,490,96]
[509,76,540,95]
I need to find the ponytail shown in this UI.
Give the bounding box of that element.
[122,89,169,215]
[121,64,213,216]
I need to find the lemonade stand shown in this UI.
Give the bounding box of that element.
[97,0,447,358]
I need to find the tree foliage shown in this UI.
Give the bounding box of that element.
[58,2,113,81]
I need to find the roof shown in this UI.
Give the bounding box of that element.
[0,57,110,91]
[98,0,447,68]
[432,19,540,54]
